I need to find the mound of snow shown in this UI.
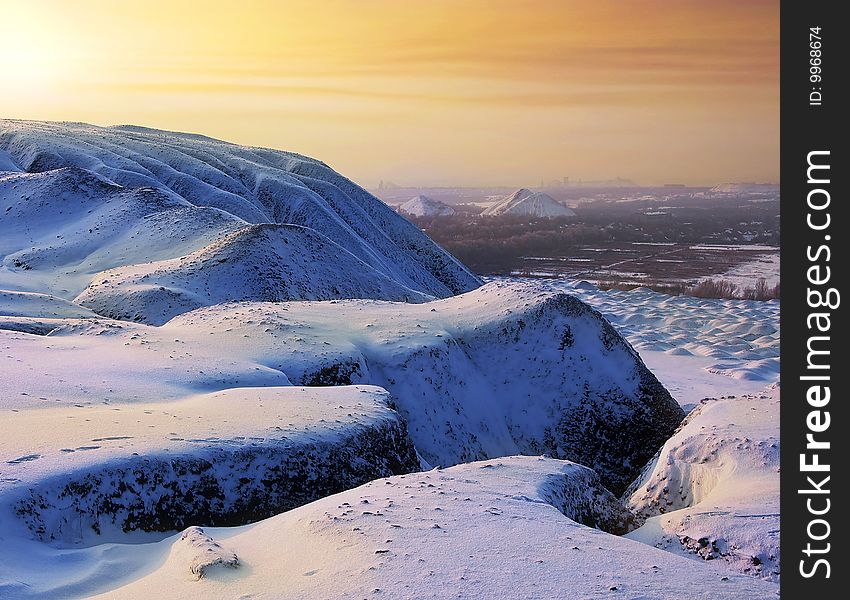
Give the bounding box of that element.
[0,386,419,545]
[513,278,780,406]
[76,224,432,324]
[10,457,777,600]
[482,188,576,218]
[624,386,780,582]
[2,281,683,495]
[0,290,98,319]
[398,195,455,217]
[174,527,239,580]
[0,120,480,305]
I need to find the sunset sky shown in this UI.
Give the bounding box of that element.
[1,0,779,187]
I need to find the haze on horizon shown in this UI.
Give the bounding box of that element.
[2,0,778,188]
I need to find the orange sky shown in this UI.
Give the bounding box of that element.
[1,0,779,187]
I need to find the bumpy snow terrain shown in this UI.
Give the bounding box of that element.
[625,385,780,582]
[3,458,778,599]
[0,120,481,309]
[398,195,455,217]
[0,120,780,597]
[482,188,577,218]
[1,281,682,496]
[502,279,780,408]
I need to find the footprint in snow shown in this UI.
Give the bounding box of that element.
[7,454,41,464]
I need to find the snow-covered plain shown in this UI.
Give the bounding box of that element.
[0,121,780,598]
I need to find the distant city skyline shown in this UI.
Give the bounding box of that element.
[3,0,778,187]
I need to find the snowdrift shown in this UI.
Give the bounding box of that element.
[624,386,780,582]
[0,386,418,546]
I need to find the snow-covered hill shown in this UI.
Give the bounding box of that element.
[0,119,777,597]
[482,188,576,218]
[1,280,683,496]
[624,385,780,582]
[76,224,432,324]
[0,120,481,307]
[398,195,455,217]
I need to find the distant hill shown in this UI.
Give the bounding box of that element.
[398,195,455,217]
[482,188,577,218]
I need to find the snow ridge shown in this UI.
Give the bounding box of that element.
[0,120,481,309]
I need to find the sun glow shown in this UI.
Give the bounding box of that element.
[0,0,779,186]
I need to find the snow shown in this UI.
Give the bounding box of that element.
[0,120,481,303]
[702,252,780,290]
[624,386,780,582]
[709,183,779,195]
[398,195,455,217]
[482,188,577,218]
[75,224,434,324]
[498,278,779,408]
[1,280,683,495]
[3,458,778,600]
[0,386,418,545]
[0,120,782,597]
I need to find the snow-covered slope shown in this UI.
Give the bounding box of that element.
[482,188,576,218]
[2,281,682,495]
[398,195,455,217]
[0,120,481,306]
[1,457,777,600]
[76,224,432,324]
[503,278,780,407]
[624,386,780,582]
[0,386,418,548]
